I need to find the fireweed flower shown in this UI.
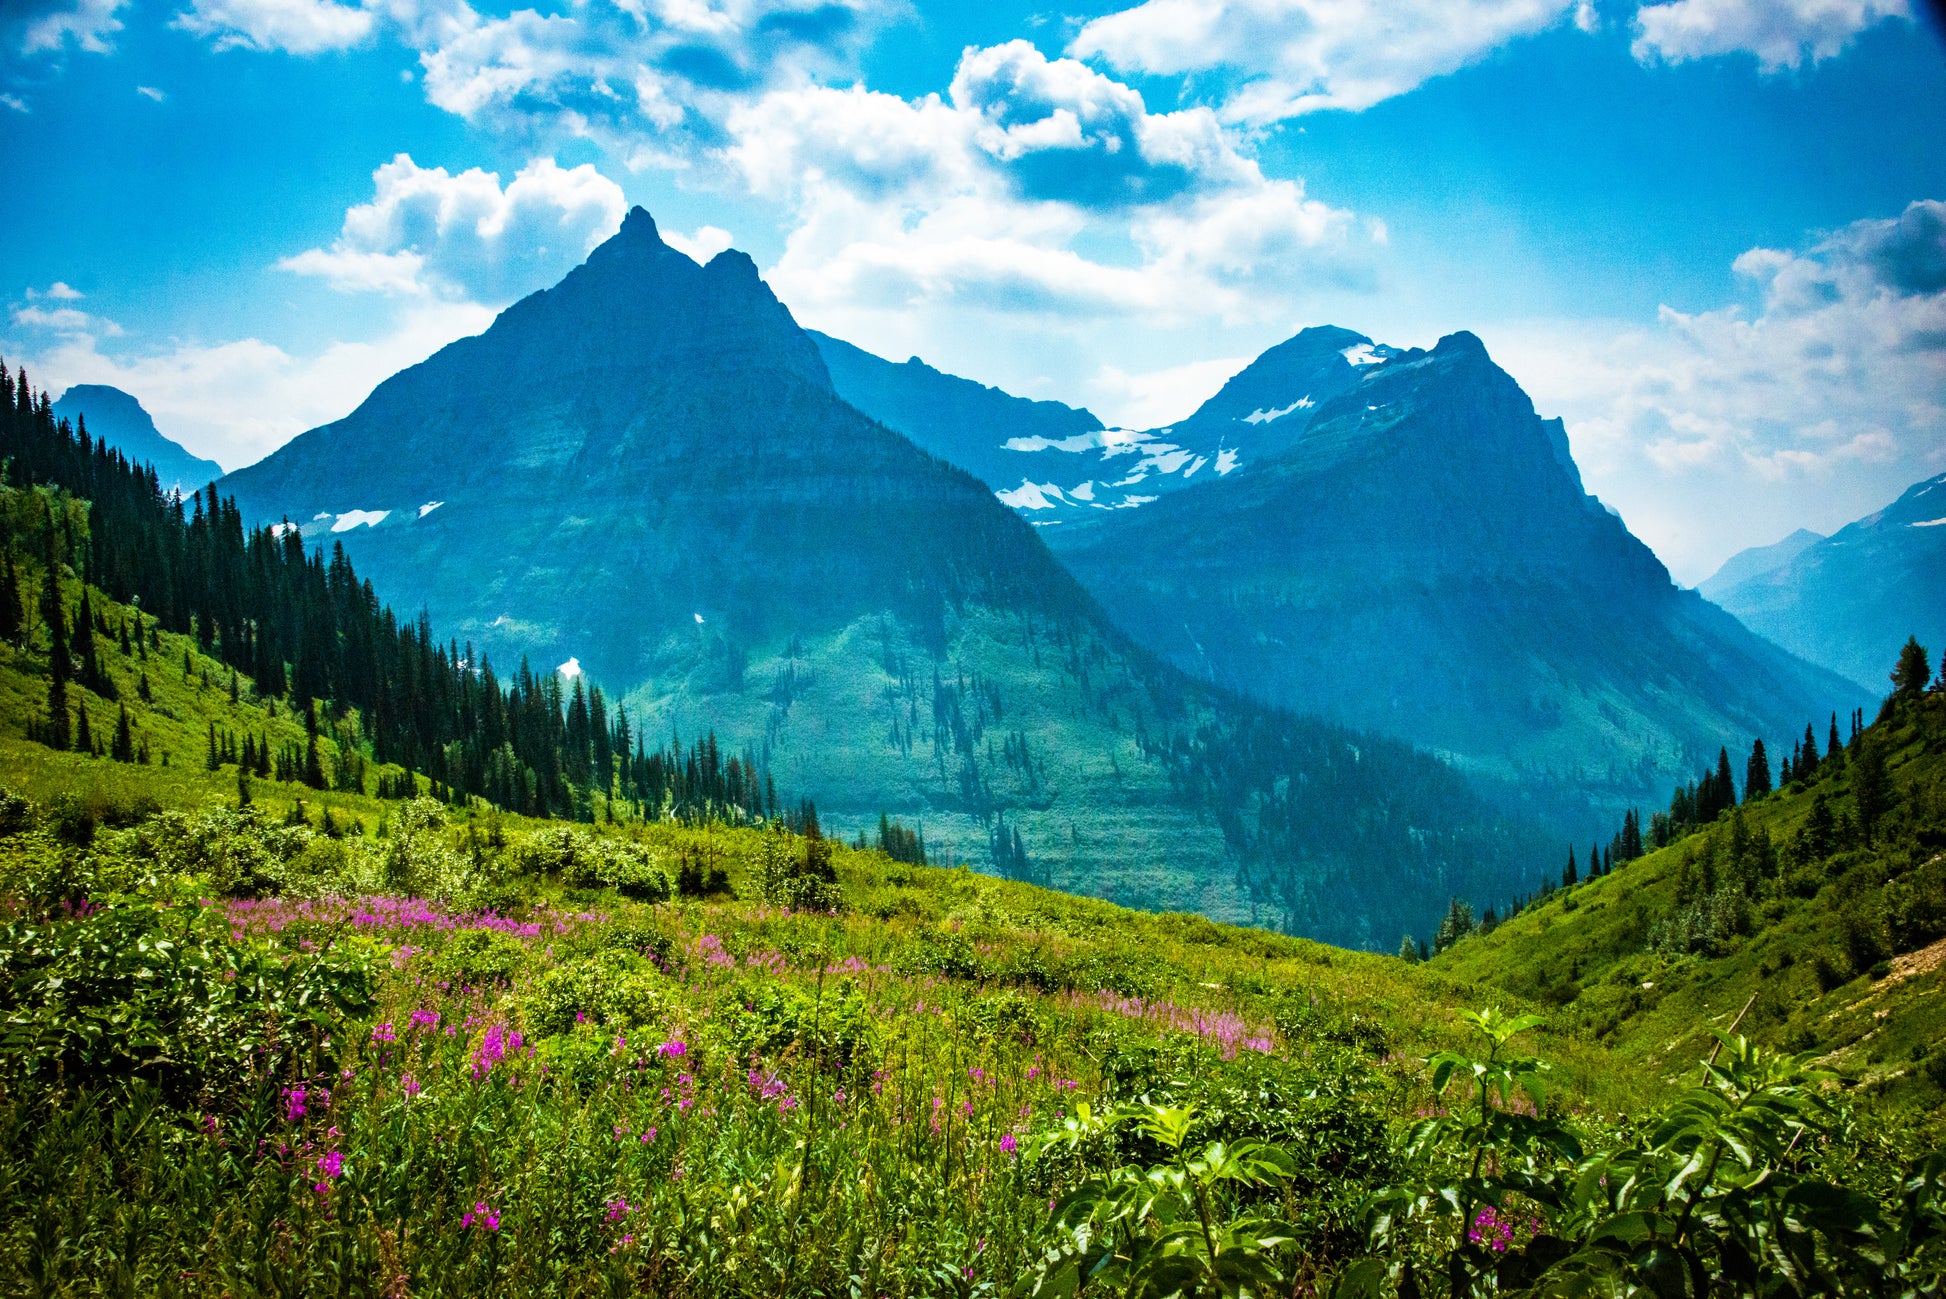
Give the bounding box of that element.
[999,1133,1018,1157]
[283,1087,307,1122]
[371,1022,396,1044]
[1468,1206,1515,1253]
[401,1072,421,1098]
[461,1202,500,1231]
[657,1039,687,1058]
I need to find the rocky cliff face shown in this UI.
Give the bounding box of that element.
[1052,331,1868,817]
[1706,475,1946,692]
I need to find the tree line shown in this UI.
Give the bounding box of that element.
[0,360,783,823]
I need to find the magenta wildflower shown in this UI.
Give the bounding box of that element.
[371,1022,396,1043]
[283,1087,307,1122]
[1468,1206,1515,1254]
[401,1072,421,1098]
[657,1039,687,1058]
[1000,1132,1018,1156]
[461,1201,500,1231]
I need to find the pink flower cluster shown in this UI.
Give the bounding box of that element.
[1468,1206,1515,1254]
[461,1202,500,1231]
[1074,991,1274,1059]
[227,895,600,940]
[471,1023,525,1081]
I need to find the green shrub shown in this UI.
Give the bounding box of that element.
[425,928,529,987]
[521,949,666,1038]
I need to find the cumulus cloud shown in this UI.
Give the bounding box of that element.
[12,286,121,337]
[1631,0,1908,70]
[1070,0,1581,122]
[8,300,494,468]
[1494,199,1946,579]
[729,43,1362,336]
[278,153,627,302]
[174,0,376,54]
[10,0,126,55]
[403,0,885,149]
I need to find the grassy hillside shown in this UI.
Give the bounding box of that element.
[1434,682,1946,1107]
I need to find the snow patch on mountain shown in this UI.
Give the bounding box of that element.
[1911,517,1946,528]
[1243,397,1312,424]
[1215,448,1239,475]
[419,501,444,517]
[331,509,390,532]
[998,481,1070,510]
[1342,343,1385,366]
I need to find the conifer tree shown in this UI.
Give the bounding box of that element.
[207,721,220,771]
[1397,934,1419,963]
[1852,736,1891,847]
[75,705,93,755]
[111,704,134,763]
[1825,713,1846,772]
[1891,636,1932,700]
[1713,747,1736,817]
[1744,738,1772,802]
[303,700,327,789]
[1802,722,1820,775]
[0,553,19,644]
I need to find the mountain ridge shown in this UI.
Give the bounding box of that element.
[50,383,224,495]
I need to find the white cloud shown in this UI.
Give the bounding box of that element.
[12,295,121,336]
[14,0,125,54]
[8,299,494,469]
[136,84,165,101]
[174,0,376,54]
[1070,0,1581,122]
[403,0,887,149]
[663,223,734,263]
[1090,353,1252,429]
[1631,0,1908,70]
[729,44,1363,339]
[1493,199,1946,580]
[278,153,628,302]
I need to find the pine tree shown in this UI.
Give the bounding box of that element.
[207,722,220,771]
[1743,738,1771,802]
[1397,934,1419,963]
[303,699,327,789]
[111,704,134,763]
[1891,636,1932,700]
[1564,844,1577,887]
[75,705,94,756]
[1853,736,1891,847]
[0,553,19,644]
[1713,747,1736,817]
[1802,722,1820,776]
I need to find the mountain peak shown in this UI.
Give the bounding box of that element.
[51,383,224,490]
[618,205,662,245]
[1432,330,1487,358]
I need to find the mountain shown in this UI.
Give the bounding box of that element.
[808,330,1106,498]
[51,384,224,495]
[1698,528,1825,601]
[1704,474,1946,691]
[814,326,1393,525]
[218,208,1552,946]
[1042,330,1869,828]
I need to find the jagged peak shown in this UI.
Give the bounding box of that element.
[618,205,662,245]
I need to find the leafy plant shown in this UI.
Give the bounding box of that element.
[1021,1103,1299,1298]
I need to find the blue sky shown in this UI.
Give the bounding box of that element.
[2,0,1942,580]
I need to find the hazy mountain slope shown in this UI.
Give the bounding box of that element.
[1052,331,1869,828]
[813,326,1386,525]
[219,209,1550,946]
[1698,528,1825,601]
[51,384,224,493]
[808,330,1105,495]
[1706,475,1946,691]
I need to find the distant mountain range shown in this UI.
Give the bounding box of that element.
[815,325,1395,523]
[1702,475,1946,692]
[220,207,1549,946]
[51,384,223,495]
[825,328,1869,824]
